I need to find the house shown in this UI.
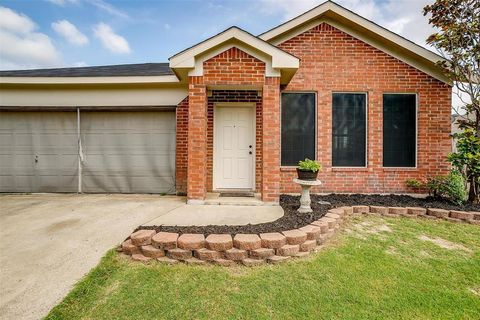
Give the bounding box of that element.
[0,1,452,204]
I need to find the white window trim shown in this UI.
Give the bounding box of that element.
[331,91,368,168]
[279,91,318,168]
[382,92,418,169]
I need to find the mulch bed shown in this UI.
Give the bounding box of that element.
[137,194,480,236]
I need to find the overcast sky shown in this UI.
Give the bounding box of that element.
[0,0,464,109]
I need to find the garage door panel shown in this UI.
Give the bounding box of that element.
[0,112,78,193]
[80,111,175,194]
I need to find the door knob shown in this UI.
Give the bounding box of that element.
[249,151,252,155]
[249,145,252,148]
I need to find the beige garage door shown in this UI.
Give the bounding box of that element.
[0,111,176,193]
[0,111,78,192]
[80,111,175,193]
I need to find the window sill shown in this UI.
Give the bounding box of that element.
[331,167,369,172]
[383,167,418,171]
[280,167,297,172]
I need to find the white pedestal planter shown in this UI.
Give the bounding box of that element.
[293,178,322,213]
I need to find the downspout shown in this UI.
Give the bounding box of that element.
[77,107,83,193]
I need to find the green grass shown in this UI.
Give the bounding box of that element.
[46,216,480,320]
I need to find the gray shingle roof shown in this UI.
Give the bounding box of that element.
[0,63,173,77]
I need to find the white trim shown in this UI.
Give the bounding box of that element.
[382,92,418,169]
[0,75,180,84]
[258,1,449,84]
[260,1,441,63]
[213,102,256,190]
[279,91,318,167]
[331,91,368,168]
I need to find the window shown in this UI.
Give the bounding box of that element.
[332,93,367,167]
[383,94,416,167]
[281,92,316,166]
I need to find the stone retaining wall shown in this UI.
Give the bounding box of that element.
[120,206,479,266]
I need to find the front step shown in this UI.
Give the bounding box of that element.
[204,192,272,206]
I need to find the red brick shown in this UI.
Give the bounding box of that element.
[167,248,192,260]
[320,217,336,229]
[449,211,473,221]
[141,245,165,258]
[233,234,261,250]
[298,224,322,240]
[131,254,152,262]
[177,234,205,250]
[310,220,329,233]
[121,239,140,255]
[370,206,388,214]
[277,244,300,256]
[389,207,408,215]
[260,233,287,249]
[206,234,233,251]
[427,208,449,218]
[225,248,248,261]
[353,206,369,214]
[151,232,178,250]
[281,229,308,245]
[249,247,275,259]
[407,207,427,216]
[300,240,317,252]
[267,255,291,264]
[130,229,156,246]
[194,248,223,261]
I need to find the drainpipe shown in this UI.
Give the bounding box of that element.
[77,107,83,193]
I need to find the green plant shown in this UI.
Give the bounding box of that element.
[406,179,423,188]
[448,129,480,203]
[426,172,467,204]
[298,158,322,172]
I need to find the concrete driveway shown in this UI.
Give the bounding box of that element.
[0,194,185,320]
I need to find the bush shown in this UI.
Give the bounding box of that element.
[406,179,422,188]
[406,172,467,204]
[427,172,467,204]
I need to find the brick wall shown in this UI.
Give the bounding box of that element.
[206,90,262,192]
[176,97,188,195]
[203,47,265,86]
[277,23,452,194]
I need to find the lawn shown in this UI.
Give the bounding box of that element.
[46,215,480,320]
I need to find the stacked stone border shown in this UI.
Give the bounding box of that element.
[120,206,480,266]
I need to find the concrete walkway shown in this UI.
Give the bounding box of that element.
[0,194,283,320]
[144,204,283,226]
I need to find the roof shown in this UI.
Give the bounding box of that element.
[257,0,448,83]
[0,63,173,77]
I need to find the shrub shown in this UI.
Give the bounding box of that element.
[427,172,467,204]
[298,158,322,172]
[406,172,467,205]
[406,179,422,188]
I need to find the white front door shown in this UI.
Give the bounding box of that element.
[214,105,254,190]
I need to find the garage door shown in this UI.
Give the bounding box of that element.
[80,111,175,193]
[0,111,176,193]
[0,112,78,192]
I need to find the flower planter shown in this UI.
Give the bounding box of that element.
[296,168,318,181]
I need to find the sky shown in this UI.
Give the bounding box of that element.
[0,0,465,108]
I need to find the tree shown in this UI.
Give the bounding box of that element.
[424,0,480,202]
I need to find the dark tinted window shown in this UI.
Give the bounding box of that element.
[332,93,366,167]
[383,94,416,167]
[281,93,316,166]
